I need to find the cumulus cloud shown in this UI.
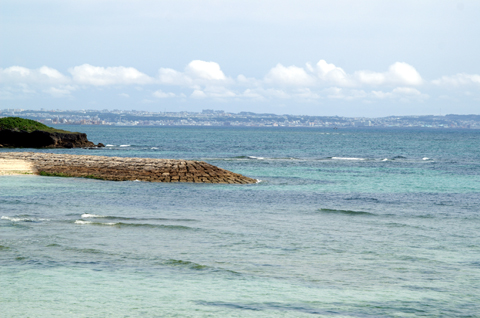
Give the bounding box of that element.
[191,89,207,98]
[313,60,352,86]
[69,64,153,85]
[354,62,422,86]
[185,60,226,81]
[263,60,422,88]
[294,88,320,99]
[158,68,191,85]
[264,64,315,86]
[0,66,69,84]
[242,88,265,100]
[324,87,368,100]
[432,73,480,87]
[43,86,76,98]
[190,86,236,99]
[387,62,423,85]
[159,60,230,88]
[371,87,428,101]
[0,59,459,105]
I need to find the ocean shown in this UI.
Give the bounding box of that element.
[1,126,479,317]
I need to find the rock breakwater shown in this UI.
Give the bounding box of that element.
[0,152,257,184]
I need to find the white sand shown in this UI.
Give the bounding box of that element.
[0,159,37,175]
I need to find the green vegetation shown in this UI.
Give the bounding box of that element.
[38,171,71,177]
[0,117,78,134]
[38,171,104,180]
[84,175,104,180]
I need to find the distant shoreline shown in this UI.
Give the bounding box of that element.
[1,110,479,129]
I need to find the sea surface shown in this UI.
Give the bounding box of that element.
[1,126,479,317]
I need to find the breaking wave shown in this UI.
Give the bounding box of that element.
[80,214,196,222]
[74,220,196,230]
[330,157,367,161]
[1,216,49,222]
[317,208,375,216]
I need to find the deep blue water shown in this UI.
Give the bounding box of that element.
[1,127,479,317]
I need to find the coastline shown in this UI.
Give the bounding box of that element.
[0,152,256,184]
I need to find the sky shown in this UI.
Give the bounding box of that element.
[1,0,479,117]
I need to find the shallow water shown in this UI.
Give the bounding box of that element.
[1,127,479,317]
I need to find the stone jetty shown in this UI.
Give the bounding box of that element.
[0,152,257,184]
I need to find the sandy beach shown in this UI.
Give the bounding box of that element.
[0,158,36,175]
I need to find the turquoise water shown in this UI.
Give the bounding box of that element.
[1,127,479,317]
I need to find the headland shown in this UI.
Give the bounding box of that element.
[0,117,104,148]
[0,152,257,184]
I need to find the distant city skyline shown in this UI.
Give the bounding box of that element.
[2,108,479,129]
[1,1,479,116]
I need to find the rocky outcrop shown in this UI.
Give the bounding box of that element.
[0,130,104,148]
[0,152,258,184]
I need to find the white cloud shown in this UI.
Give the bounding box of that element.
[153,90,176,98]
[371,87,428,101]
[185,60,226,81]
[0,60,465,106]
[191,89,207,98]
[256,88,291,99]
[293,88,320,99]
[0,66,69,84]
[158,68,191,85]
[314,60,352,86]
[43,85,76,98]
[237,74,262,87]
[354,62,422,86]
[242,88,265,100]
[432,73,480,87]
[69,64,153,86]
[190,86,236,99]
[0,84,36,99]
[264,63,315,86]
[324,87,368,100]
[387,62,423,85]
[159,60,231,89]
[262,60,422,89]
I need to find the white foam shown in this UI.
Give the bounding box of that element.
[105,144,115,147]
[120,145,130,147]
[81,213,103,218]
[151,147,159,150]
[248,156,264,160]
[422,157,431,161]
[256,179,263,183]
[1,216,29,222]
[74,220,92,225]
[382,158,389,161]
[0,216,47,222]
[331,157,366,161]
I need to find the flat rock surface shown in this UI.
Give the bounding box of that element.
[0,152,257,184]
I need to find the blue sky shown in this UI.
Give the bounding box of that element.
[1,0,479,116]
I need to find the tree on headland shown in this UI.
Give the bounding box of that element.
[0,117,75,134]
